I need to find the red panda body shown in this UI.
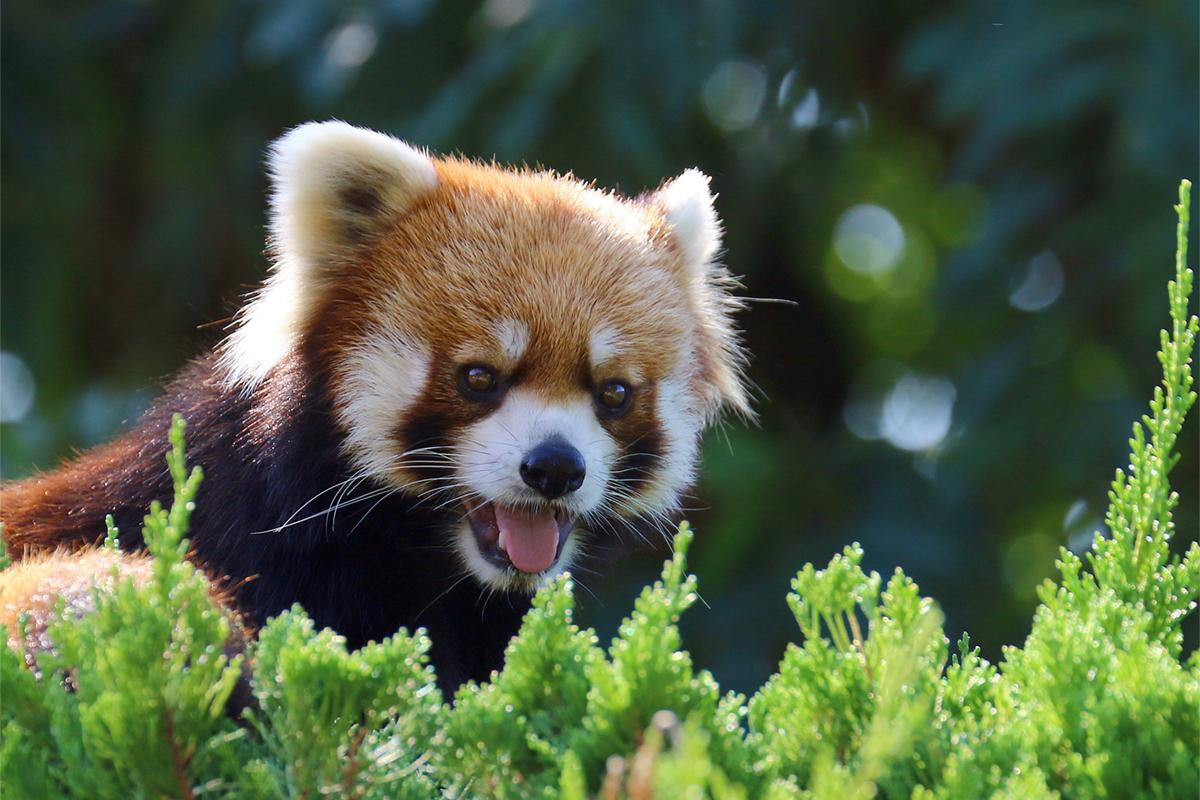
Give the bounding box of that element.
[4,353,526,687]
[0,122,749,690]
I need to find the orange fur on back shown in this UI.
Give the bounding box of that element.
[0,548,154,667]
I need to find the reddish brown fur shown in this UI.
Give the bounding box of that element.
[1,154,731,555]
[0,354,255,558]
[2,435,162,556]
[1,549,156,662]
[1,548,249,665]
[0,127,748,691]
[319,158,708,405]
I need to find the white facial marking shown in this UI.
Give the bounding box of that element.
[452,388,617,589]
[625,370,703,515]
[588,326,621,368]
[588,326,643,383]
[335,330,431,478]
[493,319,530,364]
[458,389,616,515]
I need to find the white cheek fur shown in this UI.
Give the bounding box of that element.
[334,331,431,478]
[332,334,708,593]
[633,373,703,513]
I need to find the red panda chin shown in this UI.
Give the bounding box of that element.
[465,501,575,575]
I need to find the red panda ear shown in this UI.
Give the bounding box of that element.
[220,122,438,388]
[268,120,438,268]
[655,169,723,276]
[654,170,753,421]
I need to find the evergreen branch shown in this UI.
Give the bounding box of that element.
[162,708,196,800]
[3,183,1196,800]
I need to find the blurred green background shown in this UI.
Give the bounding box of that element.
[2,0,1197,693]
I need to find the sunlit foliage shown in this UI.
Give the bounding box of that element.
[1,183,1194,798]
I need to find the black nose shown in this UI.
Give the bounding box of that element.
[519,438,586,499]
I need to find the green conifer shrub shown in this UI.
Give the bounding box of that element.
[2,182,1196,798]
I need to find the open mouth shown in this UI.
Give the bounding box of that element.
[466,502,576,574]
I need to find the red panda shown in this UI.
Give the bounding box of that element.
[0,121,750,690]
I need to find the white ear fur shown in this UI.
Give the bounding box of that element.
[657,168,722,273]
[219,121,437,388]
[269,120,437,269]
[657,169,753,420]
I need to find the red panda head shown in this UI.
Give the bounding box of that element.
[220,121,750,590]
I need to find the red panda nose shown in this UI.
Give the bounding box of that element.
[519,438,586,499]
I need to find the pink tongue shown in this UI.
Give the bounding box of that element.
[494,505,559,573]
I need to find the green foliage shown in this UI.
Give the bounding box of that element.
[1,415,247,798]
[2,184,1197,797]
[245,608,444,798]
[4,0,1196,688]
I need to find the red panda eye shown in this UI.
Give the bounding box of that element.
[461,365,499,397]
[597,380,631,414]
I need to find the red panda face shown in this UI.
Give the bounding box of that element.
[220,122,749,591]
